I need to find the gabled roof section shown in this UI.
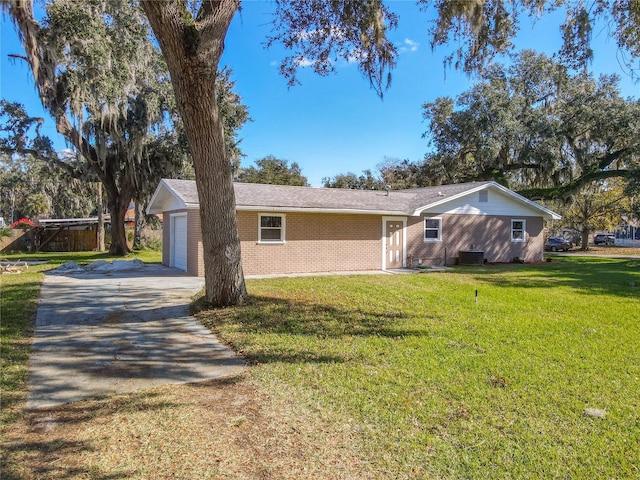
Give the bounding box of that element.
[146,179,200,214]
[408,181,561,219]
[400,181,493,212]
[147,179,561,219]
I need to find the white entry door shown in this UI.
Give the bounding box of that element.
[385,220,404,269]
[171,214,187,271]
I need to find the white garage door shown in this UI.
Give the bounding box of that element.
[171,215,188,271]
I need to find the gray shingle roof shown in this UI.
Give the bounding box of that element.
[235,182,412,213]
[161,179,492,214]
[153,178,559,219]
[163,179,199,206]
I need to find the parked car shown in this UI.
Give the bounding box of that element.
[593,234,615,246]
[544,237,572,252]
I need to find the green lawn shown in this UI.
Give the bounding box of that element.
[2,253,638,477]
[196,257,640,479]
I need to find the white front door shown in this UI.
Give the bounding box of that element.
[385,220,404,269]
[171,214,187,271]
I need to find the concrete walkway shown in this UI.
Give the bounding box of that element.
[27,264,245,409]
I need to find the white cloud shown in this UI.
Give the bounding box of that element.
[296,56,316,68]
[400,38,419,53]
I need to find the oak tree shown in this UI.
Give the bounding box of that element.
[3,1,249,256]
[236,155,309,186]
[322,169,384,190]
[421,51,640,200]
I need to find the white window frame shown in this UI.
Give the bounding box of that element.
[258,213,286,244]
[424,217,442,242]
[511,219,526,242]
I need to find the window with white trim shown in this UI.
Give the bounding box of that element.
[259,214,285,243]
[511,219,526,242]
[424,217,442,242]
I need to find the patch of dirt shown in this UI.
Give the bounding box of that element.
[1,374,375,479]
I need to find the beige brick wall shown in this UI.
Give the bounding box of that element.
[406,214,544,265]
[185,210,382,277]
[237,211,382,275]
[165,209,545,276]
[187,210,203,276]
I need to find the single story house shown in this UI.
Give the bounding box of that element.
[147,179,561,276]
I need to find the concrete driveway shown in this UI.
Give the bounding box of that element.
[27,264,245,409]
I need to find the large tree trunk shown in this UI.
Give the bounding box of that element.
[103,173,133,256]
[108,194,130,256]
[581,227,590,251]
[142,1,247,307]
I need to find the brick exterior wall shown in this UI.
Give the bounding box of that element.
[168,210,382,276]
[163,210,545,276]
[406,214,544,265]
[187,210,203,276]
[237,211,382,275]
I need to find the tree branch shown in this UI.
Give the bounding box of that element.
[596,146,638,171]
[7,53,28,62]
[196,0,239,55]
[141,1,191,67]
[517,169,637,200]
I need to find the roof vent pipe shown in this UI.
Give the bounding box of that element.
[384,185,391,196]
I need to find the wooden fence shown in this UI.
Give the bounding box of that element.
[0,230,27,253]
[39,229,98,252]
[1,228,99,253]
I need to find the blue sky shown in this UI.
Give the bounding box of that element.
[1,1,638,187]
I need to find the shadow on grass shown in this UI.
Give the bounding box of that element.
[455,257,640,298]
[1,439,100,480]
[2,376,245,479]
[26,389,180,424]
[1,389,183,479]
[194,295,434,365]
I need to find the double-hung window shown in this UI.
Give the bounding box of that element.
[511,219,526,242]
[424,217,442,242]
[259,214,285,243]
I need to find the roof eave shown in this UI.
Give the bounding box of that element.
[237,205,408,216]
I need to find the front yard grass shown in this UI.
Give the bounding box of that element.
[2,254,638,478]
[196,256,640,478]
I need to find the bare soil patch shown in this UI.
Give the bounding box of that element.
[2,374,374,480]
